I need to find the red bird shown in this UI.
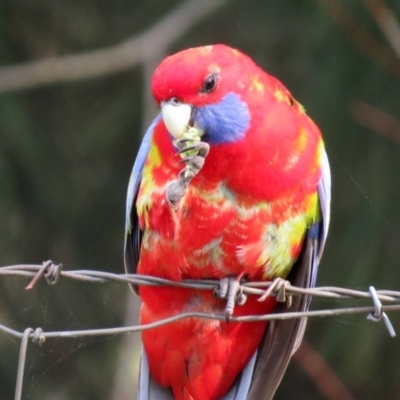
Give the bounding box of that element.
[125,44,330,400]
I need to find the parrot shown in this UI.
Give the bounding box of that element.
[124,44,331,400]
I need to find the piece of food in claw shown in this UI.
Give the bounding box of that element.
[177,126,202,158]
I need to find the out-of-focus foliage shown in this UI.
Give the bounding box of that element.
[0,1,400,399]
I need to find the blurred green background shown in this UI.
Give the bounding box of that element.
[1,0,400,399]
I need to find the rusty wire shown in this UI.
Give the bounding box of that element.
[1,261,399,400]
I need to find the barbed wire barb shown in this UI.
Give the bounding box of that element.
[367,285,396,337]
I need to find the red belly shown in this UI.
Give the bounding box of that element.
[139,285,276,400]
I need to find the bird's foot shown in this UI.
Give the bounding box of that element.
[176,139,210,178]
[174,137,210,158]
[214,276,248,321]
[166,139,210,207]
[166,179,188,207]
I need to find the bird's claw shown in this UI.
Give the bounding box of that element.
[178,155,206,171]
[214,277,248,321]
[166,140,209,207]
[172,137,195,147]
[177,141,210,158]
[166,180,188,207]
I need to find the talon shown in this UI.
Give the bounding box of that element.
[196,142,210,157]
[178,156,195,165]
[237,291,247,306]
[166,180,187,206]
[178,144,200,155]
[178,142,210,160]
[214,277,229,299]
[173,137,196,145]
[177,141,210,156]
[178,168,196,180]
[214,276,247,320]
[167,138,209,208]
[183,156,206,171]
[225,279,240,319]
[172,138,192,151]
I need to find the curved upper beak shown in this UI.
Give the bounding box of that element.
[161,99,192,139]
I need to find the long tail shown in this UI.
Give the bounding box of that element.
[137,350,258,400]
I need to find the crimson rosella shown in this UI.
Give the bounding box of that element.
[124,44,331,400]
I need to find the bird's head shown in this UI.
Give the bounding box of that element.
[150,44,322,200]
[151,44,265,145]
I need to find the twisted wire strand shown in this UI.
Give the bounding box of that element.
[2,261,399,400]
[1,262,400,341]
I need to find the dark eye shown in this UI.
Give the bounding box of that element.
[201,74,217,93]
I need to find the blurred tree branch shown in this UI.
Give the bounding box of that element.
[317,0,400,78]
[110,296,141,400]
[349,100,400,144]
[141,55,166,130]
[0,0,229,93]
[293,341,356,400]
[362,0,400,60]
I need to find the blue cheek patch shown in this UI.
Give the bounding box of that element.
[193,93,250,144]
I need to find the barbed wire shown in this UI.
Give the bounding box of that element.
[1,260,399,400]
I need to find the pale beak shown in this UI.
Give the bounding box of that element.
[161,98,192,139]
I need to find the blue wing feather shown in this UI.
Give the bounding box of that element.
[310,148,331,289]
[124,115,161,278]
[137,350,174,400]
[221,350,258,400]
[317,148,331,260]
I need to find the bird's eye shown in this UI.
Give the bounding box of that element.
[201,74,217,93]
[170,97,181,106]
